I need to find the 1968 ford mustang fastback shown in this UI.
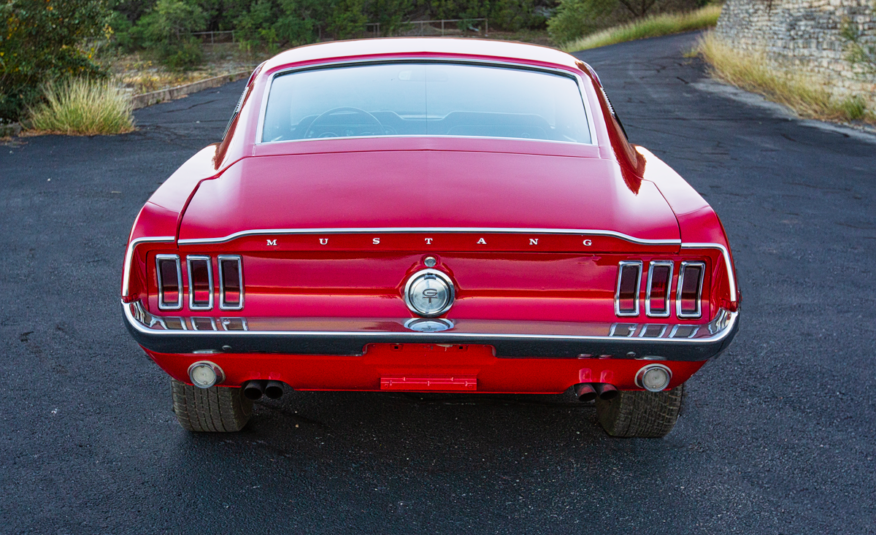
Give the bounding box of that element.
[122,38,739,437]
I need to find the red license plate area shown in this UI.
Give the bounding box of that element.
[380,376,477,391]
[366,343,495,391]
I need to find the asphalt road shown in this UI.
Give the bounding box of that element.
[2,32,875,533]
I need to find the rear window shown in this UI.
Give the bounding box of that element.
[261,63,592,144]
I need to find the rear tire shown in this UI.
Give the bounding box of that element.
[595,384,684,438]
[171,379,252,432]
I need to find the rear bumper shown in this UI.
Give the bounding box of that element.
[122,300,738,362]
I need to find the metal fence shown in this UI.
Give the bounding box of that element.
[190,30,236,44]
[188,19,489,45]
[365,18,488,38]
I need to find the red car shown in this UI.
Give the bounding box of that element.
[122,38,739,437]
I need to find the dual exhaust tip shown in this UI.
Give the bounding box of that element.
[243,380,286,400]
[574,383,618,402]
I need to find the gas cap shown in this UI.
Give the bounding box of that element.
[404,269,455,317]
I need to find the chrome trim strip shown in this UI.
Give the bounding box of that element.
[259,133,591,148]
[676,261,706,319]
[191,317,217,331]
[218,255,244,310]
[638,324,668,338]
[256,58,599,147]
[221,317,249,331]
[609,323,637,337]
[156,254,183,311]
[681,243,737,302]
[122,236,175,297]
[178,227,681,246]
[614,261,642,317]
[669,325,699,339]
[645,260,674,318]
[123,300,738,346]
[186,255,214,311]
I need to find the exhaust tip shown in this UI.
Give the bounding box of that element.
[264,381,285,399]
[574,383,597,402]
[595,383,619,401]
[243,380,264,400]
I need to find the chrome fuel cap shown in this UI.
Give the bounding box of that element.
[404,269,455,317]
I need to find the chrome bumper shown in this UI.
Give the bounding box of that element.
[122,300,738,361]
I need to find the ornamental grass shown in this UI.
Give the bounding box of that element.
[29,78,135,136]
[561,5,722,53]
[697,32,874,124]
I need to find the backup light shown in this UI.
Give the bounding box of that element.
[188,361,224,389]
[637,364,672,392]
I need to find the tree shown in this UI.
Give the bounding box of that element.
[134,0,208,69]
[547,0,616,45]
[0,0,109,122]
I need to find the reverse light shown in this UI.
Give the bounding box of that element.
[677,261,705,318]
[187,256,213,310]
[615,261,642,317]
[188,361,224,389]
[636,364,672,392]
[156,254,183,310]
[218,255,244,310]
[645,260,673,317]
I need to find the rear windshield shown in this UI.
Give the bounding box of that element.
[261,63,592,144]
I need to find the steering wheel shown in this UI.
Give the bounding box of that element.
[303,107,384,138]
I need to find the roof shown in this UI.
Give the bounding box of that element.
[260,38,586,74]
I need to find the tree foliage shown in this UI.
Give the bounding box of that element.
[108,0,559,53]
[133,0,208,69]
[547,0,704,45]
[1,0,109,122]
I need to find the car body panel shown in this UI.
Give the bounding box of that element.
[178,150,681,244]
[121,38,739,396]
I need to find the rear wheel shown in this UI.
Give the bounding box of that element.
[171,379,252,432]
[596,384,684,438]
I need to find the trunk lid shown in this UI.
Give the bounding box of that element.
[179,150,679,244]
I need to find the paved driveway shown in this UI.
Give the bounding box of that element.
[2,32,874,533]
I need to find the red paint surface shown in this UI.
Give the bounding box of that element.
[123,39,738,393]
[146,344,705,394]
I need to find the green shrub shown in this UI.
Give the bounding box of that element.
[0,0,109,122]
[548,0,618,45]
[134,0,207,70]
[29,78,135,135]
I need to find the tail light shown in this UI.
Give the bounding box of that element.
[187,256,213,310]
[645,260,673,317]
[677,261,705,318]
[156,254,183,310]
[218,255,244,310]
[614,261,642,316]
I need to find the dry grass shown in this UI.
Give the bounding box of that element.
[29,78,135,136]
[107,45,260,96]
[561,5,722,53]
[697,32,874,124]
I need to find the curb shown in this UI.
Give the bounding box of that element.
[131,70,250,110]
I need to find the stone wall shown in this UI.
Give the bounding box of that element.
[716,0,876,98]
